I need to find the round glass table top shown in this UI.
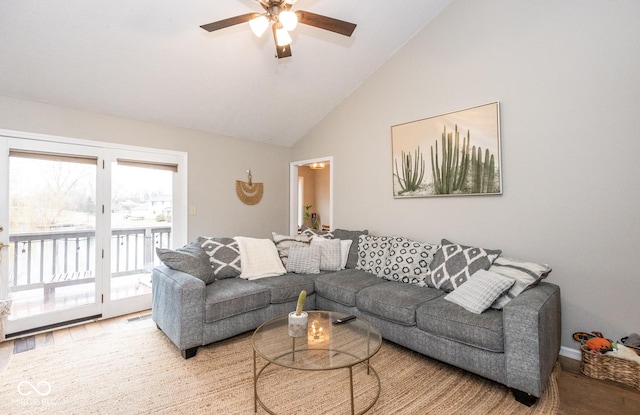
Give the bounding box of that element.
[252,311,382,370]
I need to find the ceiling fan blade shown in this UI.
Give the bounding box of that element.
[295,10,357,37]
[271,23,292,59]
[200,13,260,32]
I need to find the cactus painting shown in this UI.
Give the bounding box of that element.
[391,102,501,197]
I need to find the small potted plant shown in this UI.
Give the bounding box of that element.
[288,290,308,337]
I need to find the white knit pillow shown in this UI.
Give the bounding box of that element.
[310,237,342,271]
[233,237,286,280]
[286,245,321,274]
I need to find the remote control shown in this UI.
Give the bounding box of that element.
[332,315,357,325]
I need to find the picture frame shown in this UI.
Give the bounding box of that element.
[391,102,502,198]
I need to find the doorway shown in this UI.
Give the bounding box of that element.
[289,157,333,235]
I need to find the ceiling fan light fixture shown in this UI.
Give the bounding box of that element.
[275,24,292,47]
[279,10,298,31]
[285,0,298,4]
[249,15,269,37]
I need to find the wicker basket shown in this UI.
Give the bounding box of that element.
[580,345,640,390]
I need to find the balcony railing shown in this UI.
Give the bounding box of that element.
[8,226,172,292]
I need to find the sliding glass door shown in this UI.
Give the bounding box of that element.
[0,133,187,336]
[0,139,103,335]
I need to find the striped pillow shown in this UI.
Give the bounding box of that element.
[272,233,310,265]
[444,270,515,314]
[489,256,552,309]
[286,245,321,274]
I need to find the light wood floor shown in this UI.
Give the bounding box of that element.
[1,313,638,414]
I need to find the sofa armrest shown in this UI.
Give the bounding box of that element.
[503,282,561,397]
[152,265,205,352]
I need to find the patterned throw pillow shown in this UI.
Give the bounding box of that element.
[300,226,334,239]
[356,235,399,277]
[200,237,242,279]
[286,245,321,274]
[427,239,501,292]
[310,237,342,271]
[381,239,439,285]
[444,270,515,314]
[489,256,552,309]
[272,233,311,265]
[155,239,216,284]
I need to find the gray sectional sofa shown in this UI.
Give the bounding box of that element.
[152,232,561,406]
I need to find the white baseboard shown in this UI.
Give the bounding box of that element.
[560,345,581,361]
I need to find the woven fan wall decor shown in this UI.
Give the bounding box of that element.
[236,170,263,205]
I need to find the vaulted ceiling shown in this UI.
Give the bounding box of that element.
[0,0,451,147]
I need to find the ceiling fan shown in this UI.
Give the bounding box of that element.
[200,0,357,59]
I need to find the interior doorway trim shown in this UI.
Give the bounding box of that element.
[289,157,333,235]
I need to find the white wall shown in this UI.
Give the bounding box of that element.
[292,0,640,353]
[0,95,292,239]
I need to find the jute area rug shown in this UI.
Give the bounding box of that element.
[0,326,559,414]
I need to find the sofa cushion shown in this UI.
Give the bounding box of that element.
[444,270,515,314]
[315,269,387,307]
[380,239,438,285]
[254,272,318,304]
[271,232,310,266]
[155,238,215,285]
[286,245,321,274]
[204,278,270,323]
[200,237,242,279]
[333,229,368,269]
[356,282,444,326]
[427,239,501,292]
[489,256,552,309]
[416,296,505,352]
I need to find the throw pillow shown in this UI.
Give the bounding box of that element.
[444,269,515,314]
[271,232,311,265]
[333,229,369,269]
[310,237,342,271]
[339,239,353,270]
[300,225,334,239]
[200,237,242,279]
[381,239,439,285]
[356,235,399,277]
[489,256,552,309]
[233,237,286,280]
[286,245,321,274]
[427,239,501,292]
[155,238,215,284]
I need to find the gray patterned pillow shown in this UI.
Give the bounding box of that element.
[310,237,342,271]
[155,239,215,284]
[444,270,515,314]
[356,235,399,277]
[300,226,334,239]
[427,239,501,292]
[381,239,439,285]
[286,245,321,274]
[272,233,310,265]
[489,256,552,309]
[200,237,242,279]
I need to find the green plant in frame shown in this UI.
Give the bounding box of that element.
[470,146,497,193]
[394,147,425,194]
[430,125,470,194]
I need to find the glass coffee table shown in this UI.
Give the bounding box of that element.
[252,311,382,415]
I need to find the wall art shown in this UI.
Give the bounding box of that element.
[391,102,502,198]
